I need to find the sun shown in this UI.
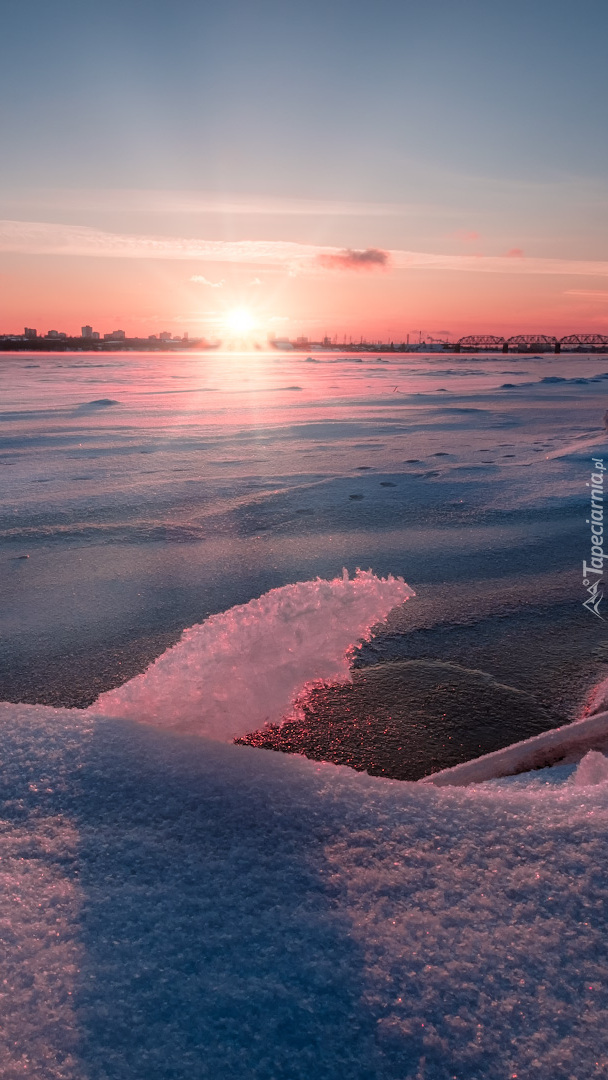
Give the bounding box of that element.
[224,308,256,335]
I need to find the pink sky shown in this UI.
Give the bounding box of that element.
[1,199,608,341]
[2,3,608,343]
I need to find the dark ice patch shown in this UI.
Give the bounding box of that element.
[237,660,562,781]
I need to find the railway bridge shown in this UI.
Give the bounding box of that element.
[453,333,608,352]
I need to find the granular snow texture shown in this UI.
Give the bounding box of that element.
[1,701,607,1080]
[91,570,414,740]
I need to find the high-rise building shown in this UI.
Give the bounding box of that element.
[159,331,172,341]
[81,325,93,338]
[103,330,126,341]
[24,327,37,339]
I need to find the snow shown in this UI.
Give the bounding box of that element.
[91,570,414,739]
[3,350,608,1077]
[476,750,608,789]
[1,701,608,1079]
[573,749,608,786]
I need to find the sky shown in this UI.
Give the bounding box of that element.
[1,0,608,341]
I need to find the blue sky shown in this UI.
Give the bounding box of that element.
[3,0,607,196]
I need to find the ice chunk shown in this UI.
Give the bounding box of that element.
[91,570,414,740]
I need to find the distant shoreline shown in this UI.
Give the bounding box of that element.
[2,341,608,355]
[0,339,219,353]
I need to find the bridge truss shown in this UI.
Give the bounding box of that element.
[455,332,608,352]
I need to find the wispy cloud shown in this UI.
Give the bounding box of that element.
[389,250,608,278]
[3,219,608,278]
[0,189,444,219]
[452,229,481,243]
[0,219,311,265]
[315,248,389,271]
[190,274,224,287]
[564,290,608,300]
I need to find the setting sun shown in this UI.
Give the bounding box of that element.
[224,308,256,335]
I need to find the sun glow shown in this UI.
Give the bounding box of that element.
[224,307,256,335]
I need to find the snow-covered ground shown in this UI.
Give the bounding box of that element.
[1,571,607,1079]
[2,350,608,1077]
[2,699,607,1080]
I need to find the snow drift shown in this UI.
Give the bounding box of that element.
[1,701,608,1080]
[91,569,414,740]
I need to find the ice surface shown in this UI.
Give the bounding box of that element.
[582,673,608,717]
[1,701,607,1079]
[2,348,606,711]
[91,570,414,739]
[420,709,608,786]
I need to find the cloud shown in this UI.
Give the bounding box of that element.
[190,274,224,287]
[0,188,444,219]
[564,290,608,300]
[315,248,389,271]
[249,277,262,286]
[389,249,608,278]
[504,248,525,258]
[453,230,481,243]
[0,219,313,266]
[3,220,608,279]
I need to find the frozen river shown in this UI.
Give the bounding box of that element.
[2,348,608,1079]
[1,348,607,766]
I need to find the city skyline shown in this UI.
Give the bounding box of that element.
[4,323,608,354]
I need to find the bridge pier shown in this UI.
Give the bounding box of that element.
[554,342,561,353]
[502,342,509,353]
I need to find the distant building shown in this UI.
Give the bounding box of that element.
[81,325,93,338]
[46,330,67,339]
[91,331,100,341]
[159,331,172,342]
[24,327,37,339]
[103,330,126,341]
[148,334,158,341]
